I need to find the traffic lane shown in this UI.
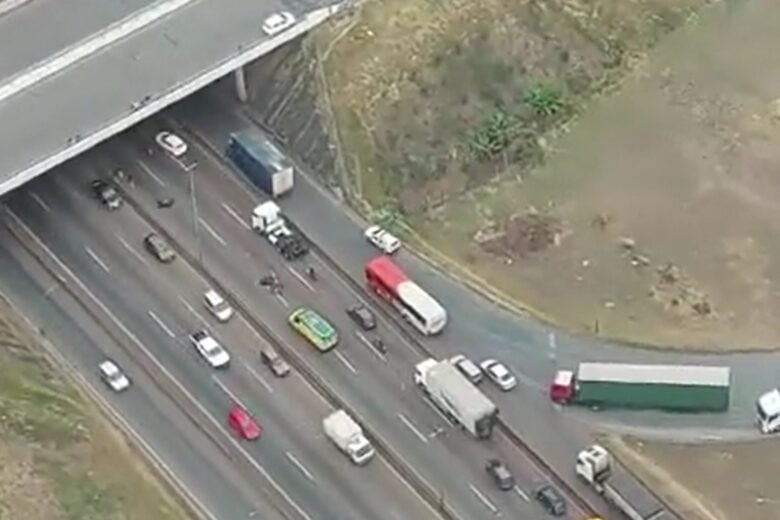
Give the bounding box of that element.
[113,139,555,520]
[5,186,352,520]
[27,170,436,520]
[0,229,276,520]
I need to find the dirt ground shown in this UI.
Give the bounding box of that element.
[610,435,780,520]
[0,304,187,520]
[317,0,780,349]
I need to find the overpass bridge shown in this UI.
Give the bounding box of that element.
[0,0,342,196]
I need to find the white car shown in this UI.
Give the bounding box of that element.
[364,225,401,255]
[155,131,188,157]
[204,289,233,323]
[451,354,483,384]
[190,331,230,368]
[99,360,131,392]
[480,359,517,391]
[262,11,295,36]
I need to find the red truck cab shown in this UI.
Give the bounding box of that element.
[549,370,575,404]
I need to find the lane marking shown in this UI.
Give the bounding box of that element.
[334,350,358,374]
[288,266,315,292]
[178,295,210,328]
[514,486,530,502]
[275,293,289,308]
[221,202,250,230]
[285,451,316,483]
[138,159,166,186]
[199,218,227,246]
[469,484,499,515]
[355,331,386,362]
[84,246,110,273]
[4,208,311,520]
[548,332,556,350]
[243,362,274,393]
[117,236,149,266]
[29,192,51,212]
[397,413,428,444]
[212,375,249,409]
[147,310,175,338]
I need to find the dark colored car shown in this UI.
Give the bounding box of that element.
[143,233,176,263]
[90,179,122,210]
[346,304,376,330]
[261,348,291,377]
[534,484,566,516]
[485,459,515,491]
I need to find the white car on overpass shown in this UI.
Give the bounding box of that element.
[364,225,401,255]
[262,12,296,36]
[155,131,188,157]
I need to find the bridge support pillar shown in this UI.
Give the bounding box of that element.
[234,66,249,103]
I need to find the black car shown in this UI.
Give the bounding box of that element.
[485,459,515,491]
[534,484,566,516]
[346,304,376,330]
[90,179,122,210]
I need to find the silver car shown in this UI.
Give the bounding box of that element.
[99,360,130,392]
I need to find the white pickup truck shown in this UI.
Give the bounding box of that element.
[323,410,375,465]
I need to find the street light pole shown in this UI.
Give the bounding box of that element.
[188,166,202,264]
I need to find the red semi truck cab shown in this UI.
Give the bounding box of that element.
[549,370,575,403]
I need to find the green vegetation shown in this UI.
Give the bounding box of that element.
[0,306,188,520]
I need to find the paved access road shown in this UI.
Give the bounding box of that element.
[172,92,780,440]
[0,223,280,520]
[4,162,435,520]
[85,118,596,519]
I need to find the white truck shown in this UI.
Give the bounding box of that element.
[250,201,308,260]
[323,410,375,465]
[576,445,673,520]
[414,358,498,439]
[757,388,780,433]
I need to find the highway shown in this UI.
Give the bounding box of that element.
[98,120,594,518]
[0,223,281,520]
[4,163,435,520]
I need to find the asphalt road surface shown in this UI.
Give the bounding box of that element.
[4,165,435,520]
[0,223,282,520]
[91,121,594,519]
[173,92,780,440]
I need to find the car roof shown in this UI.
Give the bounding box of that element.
[205,289,223,305]
[491,364,509,376]
[99,360,119,373]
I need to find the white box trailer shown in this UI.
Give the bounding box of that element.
[323,410,375,465]
[414,358,498,439]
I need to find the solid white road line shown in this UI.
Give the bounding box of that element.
[243,363,274,393]
[287,266,315,292]
[138,159,166,186]
[198,218,227,246]
[29,192,51,212]
[117,236,149,266]
[397,413,429,444]
[84,246,110,273]
[212,376,249,409]
[334,350,358,374]
[285,451,316,483]
[221,202,250,230]
[5,209,311,520]
[178,295,210,328]
[147,310,175,338]
[355,331,387,362]
[469,484,499,515]
[275,293,290,308]
[514,486,530,502]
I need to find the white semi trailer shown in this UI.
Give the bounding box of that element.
[414,358,498,439]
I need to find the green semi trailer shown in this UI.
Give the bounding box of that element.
[549,362,731,412]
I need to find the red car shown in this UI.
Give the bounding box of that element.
[228,405,261,440]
